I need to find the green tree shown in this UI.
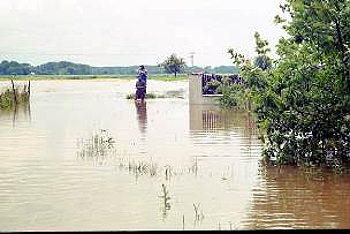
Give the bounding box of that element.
[0,60,32,75]
[159,54,186,77]
[253,32,272,71]
[228,0,350,168]
[0,59,239,76]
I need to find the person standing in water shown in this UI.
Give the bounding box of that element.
[135,77,146,103]
[138,65,148,94]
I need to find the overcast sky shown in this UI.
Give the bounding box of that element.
[0,0,287,67]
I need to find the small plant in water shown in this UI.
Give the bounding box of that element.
[149,163,158,176]
[165,165,172,180]
[182,215,185,230]
[77,129,117,159]
[126,90,186,100]
[124,159,159,177]
[160,184,171,205]
[159,183,171,219]
[193,203,204,222]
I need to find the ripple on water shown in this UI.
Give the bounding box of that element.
[1,80,349,230]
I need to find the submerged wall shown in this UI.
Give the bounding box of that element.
[189,74,222,105]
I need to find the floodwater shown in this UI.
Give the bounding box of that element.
[0,79,349,231]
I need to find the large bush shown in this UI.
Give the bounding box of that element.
[228,0,350,168]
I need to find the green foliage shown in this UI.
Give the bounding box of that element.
[126,92,165,100]
[254,32,271,55]
[126,89,186,100]
[0,89,15,108]
[0,83,30,109]
[218,76,250,109]
[145,93,161,99]
[226,33,271,111]
[220,84,243,109]
[0,60,32,75]
[207,79,221,88]
[159,54,186,77]
[228,0,350,168]
[254,55,272,71]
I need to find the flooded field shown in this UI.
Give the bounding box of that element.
[0,79,350,230]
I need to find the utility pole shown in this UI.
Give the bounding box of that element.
[189,52,195,67]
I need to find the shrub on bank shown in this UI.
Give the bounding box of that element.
[224,1,350,169]
[0,81,30,109]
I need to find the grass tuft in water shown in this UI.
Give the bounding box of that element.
[126,92,165,100]
[77,129,117,159]
[159,183,171,218]
[193,203,205,223]
[126,89,185,100]
[0,81,30,109]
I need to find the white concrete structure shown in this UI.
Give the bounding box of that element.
[189,73,222,105]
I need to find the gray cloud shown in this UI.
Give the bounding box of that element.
[0,0,286,66]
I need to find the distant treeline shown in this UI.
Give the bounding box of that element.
[0,60,238,76]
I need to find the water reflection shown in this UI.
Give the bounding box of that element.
[187,104,262,230]
[189,104,261,160]
[135,101,147,135]
[3,79,350,230]
[0,102,31,128]
[243,166,350,229]
[189,104,257,134]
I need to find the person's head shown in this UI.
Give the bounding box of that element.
[139,65,145,70]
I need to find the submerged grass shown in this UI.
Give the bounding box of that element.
[126,92,166,100]
[77,129,117,159]
[77,130,201,179]
[126,89,185,100]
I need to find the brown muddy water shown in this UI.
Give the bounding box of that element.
[0,79,350,231]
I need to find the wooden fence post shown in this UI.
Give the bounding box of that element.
[28,80,31,96]
[11,80,18,105]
